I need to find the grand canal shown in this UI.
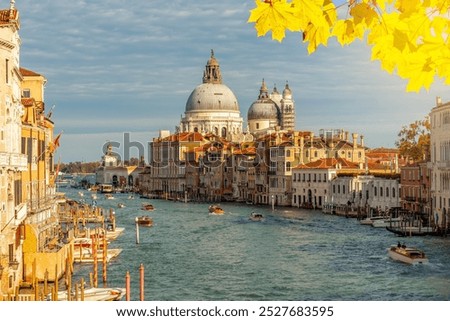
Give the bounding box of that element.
[63,188,450,301]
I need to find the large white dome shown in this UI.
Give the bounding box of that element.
[180,50,243,140]
[185,83,239,112]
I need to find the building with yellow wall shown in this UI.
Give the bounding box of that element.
[20,67,68,285]
[0,3,28,296]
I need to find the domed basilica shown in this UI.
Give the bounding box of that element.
[248,79,295,137]
[179,50,243,141]
[179,51,296,141]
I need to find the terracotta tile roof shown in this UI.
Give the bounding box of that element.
[233,147,256,155]
[159,132,206,143]
[294,157,359,170]
[20,67,41,77]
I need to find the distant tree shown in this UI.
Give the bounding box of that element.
[248,0,450,92]
[60,161,101,173]
[395,117,430,162]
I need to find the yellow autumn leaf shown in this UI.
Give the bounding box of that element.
[395,0,421,16]
[303,20,331,54]
[350,2,379,28]
[247,0,450,91]
[404,59,435,92]
[248,0,300,41]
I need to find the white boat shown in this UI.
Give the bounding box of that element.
[371,217,402,228]
[249,212,264,222]
[387,244,429,264]
[104,193,115,200]
[360,216,386,225]
[48,287,126,301]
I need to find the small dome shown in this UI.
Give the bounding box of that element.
[185,83,239,112]
[248,100,279,120]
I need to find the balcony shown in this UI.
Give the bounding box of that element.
[0,152,27,171]
[9,260,19,271]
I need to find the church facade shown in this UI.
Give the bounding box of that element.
[179,50,243,142]
[247,79,296,137]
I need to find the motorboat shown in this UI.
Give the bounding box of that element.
[141,203,154,211]
[118,202,125,208]
[104,193,115,200]
[136,215,153,227]
[48,287,126,301]
[371,217,402,228]
[249,212,264,222]
[360,215,386,225]
[387,244,429,264]
[208,204,224,215]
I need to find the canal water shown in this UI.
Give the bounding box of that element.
[63,188,450,301]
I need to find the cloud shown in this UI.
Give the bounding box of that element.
[17,0,450,162]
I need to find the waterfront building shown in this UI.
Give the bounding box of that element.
[141,131,207,200]
[179,50,243,142]
[0,3,28,296]
[95,143,144,191]
[231,143,257,203]
[291,158,356,209]
[198,136,235,202]
[400,162,432,219]
[247,79,295,136]
[19,67,70,285]
[429,97,450,231]
[364,175,400,214]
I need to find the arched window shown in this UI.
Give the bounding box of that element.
[392,187,396,198]
[374,187,377,196]
[221,127,227,137]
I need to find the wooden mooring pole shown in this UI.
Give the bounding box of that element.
[139,264,144,301]
[125,271,131,301]
[102,234,108,283]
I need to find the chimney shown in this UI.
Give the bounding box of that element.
[360,135,364,148]
[436,96,442,106]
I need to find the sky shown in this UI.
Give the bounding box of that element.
[15,0,450,163]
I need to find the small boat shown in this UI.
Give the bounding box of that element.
[371,217,401,228]
[104,193,115,200]
[141,203,154,211]
[136,216,153,227]
[249,212,264,221]
[208,204,224,215]
[387,244,429,264]
[47,287,126,301]
[118,203,125,208]
[360,215,386,225]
